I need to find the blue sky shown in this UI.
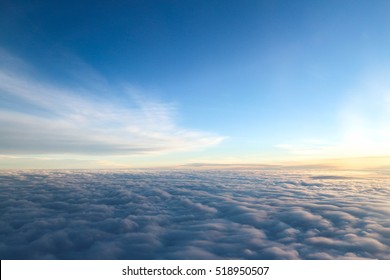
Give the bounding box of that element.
[1,0,390,168]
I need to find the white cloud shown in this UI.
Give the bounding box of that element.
[0,168,389,259]
[0,52,224,156]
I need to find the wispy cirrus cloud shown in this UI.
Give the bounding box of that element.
[0,50,224,156]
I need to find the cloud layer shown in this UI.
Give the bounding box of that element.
[0,168,389,259]
[0,50,223,156]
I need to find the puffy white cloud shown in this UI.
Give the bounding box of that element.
[0,168,389,259]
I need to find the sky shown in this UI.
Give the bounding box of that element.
[1,0,390,168]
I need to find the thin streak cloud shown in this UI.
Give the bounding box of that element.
[0,52,224,156]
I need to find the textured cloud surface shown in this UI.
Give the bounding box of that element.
[0,169,389,259]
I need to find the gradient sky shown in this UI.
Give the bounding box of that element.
[1,0,390,168]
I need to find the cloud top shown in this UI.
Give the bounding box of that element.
[0,168,389,259]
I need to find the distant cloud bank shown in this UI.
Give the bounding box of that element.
[0,169,389,259]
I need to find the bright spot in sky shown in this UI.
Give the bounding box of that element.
[1,1,390,168]
[1,1,390,262]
